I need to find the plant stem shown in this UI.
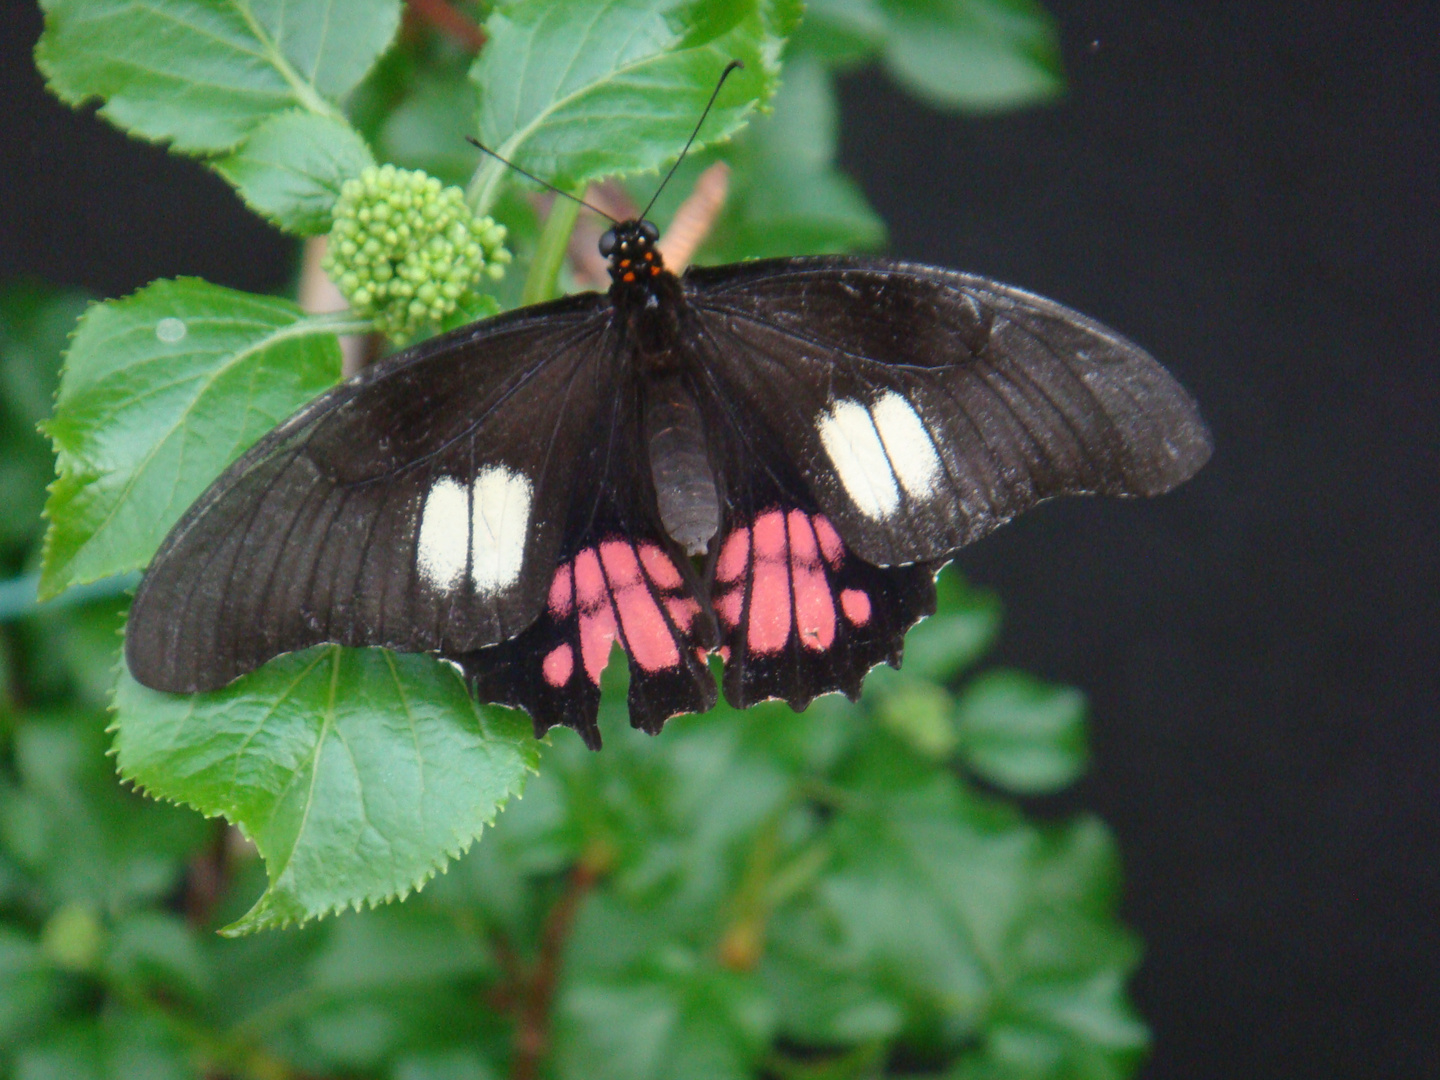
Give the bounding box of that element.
[406,0,487,51]
[511,858,601,1080]
[522,193,583,306]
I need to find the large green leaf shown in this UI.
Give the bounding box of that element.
[112,646,538,934]
[39,278,342,599]
[955,670,1088,795]
[214,110,377,234]
[36,0,402,153]
[468,0,803,210]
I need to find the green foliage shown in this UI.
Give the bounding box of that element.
[5,1,1150,1077]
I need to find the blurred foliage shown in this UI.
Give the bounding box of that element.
[5,0,1150,1077]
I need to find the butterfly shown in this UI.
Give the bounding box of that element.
[124,63,1211,749]
[124,208,1211,748]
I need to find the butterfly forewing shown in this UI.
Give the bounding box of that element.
[683,258,1212,569]
[126,295,618,693]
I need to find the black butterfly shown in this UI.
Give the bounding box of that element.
[125,206,1211,748]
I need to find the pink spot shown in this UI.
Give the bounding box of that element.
[542,644,574,687]
[752,510,787,560]
[716,528,750,584]
[840,588,871,626]
[694,647,708,663]
[614,586,680,672]
[665,596,701,629]
[786,510,820,565]
[599,541,642,588]
[748,557,792,655]
[793,563,836,651]
[548,564,574,618]
[579,605,617,683]
[639,543,683,588]
[716,589,743,629]
[814,516,844,567]
[574,549,606,611]
[718,645,731,662]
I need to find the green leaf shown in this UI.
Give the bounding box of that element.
[0,926,64,1048]
[37,0,402,153]
[111,646,537,935]
[0,282,91,558]
[0,715,206,913]
[556,901,774,1080]
[955,670,1087,795]
[877,0,1063,112]
[39,278,341,599]
[102,911,210,1001]
[469,0,803,210]
[214,110,377,234]
[702,54,885,260]
[11,1011,191,1080]
[378,66,483,190]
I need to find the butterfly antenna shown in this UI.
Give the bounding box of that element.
[640,59,744,223]
[465,137,619,222]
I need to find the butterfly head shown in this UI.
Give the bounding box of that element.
[600,219,664,288]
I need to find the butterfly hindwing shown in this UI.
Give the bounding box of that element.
[125,295,618,692]
[453,377,718,747]
[683,257,1213,569]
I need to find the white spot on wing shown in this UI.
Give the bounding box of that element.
[818,399,900,519]
[417,477,469,590]
[870,390,942,499]
[470,465,531,593]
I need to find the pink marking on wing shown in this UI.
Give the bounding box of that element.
[814,516,844,567]
[542,644,574,687]
[748,558,792,654]
[639,542,683,588]
[716,589,743,629]
[752,510,787,560]
[793,563,836,652]
[840,588,872,626]
[786,510,820,565]
[665,596,701,629]
[548,564,574,618]
[614,586,680,672]
[574,549,606,612]
[579,605,617,683]
[599,540,642,588]
[715,528,750,584]
[718,645,731,662]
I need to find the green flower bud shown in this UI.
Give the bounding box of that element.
[323,164,512,343]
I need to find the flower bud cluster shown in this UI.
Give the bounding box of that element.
[324,165,511,342]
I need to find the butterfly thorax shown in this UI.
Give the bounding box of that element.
[601,219,687,372]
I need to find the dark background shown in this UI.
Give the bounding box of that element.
[2,1,1436,1077]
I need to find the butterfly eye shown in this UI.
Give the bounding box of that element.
[639,220,659,243]
[599,229,617,257]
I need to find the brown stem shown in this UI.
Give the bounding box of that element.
[510,860,601,1080]
[405,0,487,51]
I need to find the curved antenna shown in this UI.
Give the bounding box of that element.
[640,59,744,223]
[465,137,619,223]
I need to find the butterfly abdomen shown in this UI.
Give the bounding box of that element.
[644,373,720,557]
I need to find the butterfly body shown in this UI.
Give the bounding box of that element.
[126,219,1211,749]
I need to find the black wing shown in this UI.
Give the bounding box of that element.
[127,295,620,692]
[682,257,1213,568]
